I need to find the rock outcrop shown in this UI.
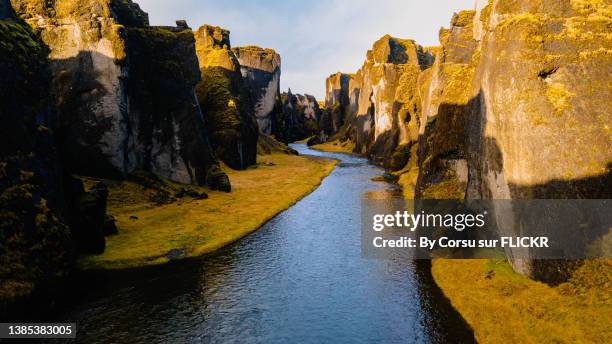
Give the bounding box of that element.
[321,0,611,282]
[194,24,258,170]
[233,46,284,138]
[320,72,352,136]
[1,0,238,311]
[322,35,434,168]
[281,90,322,142]
[0,7,72,309]
[126,25,228,189]
[9,0,229,190]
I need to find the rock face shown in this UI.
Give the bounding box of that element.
[322,0,611,282]
[1,0,237,311]
[194,25,258,170]
[0,9,72,308]
[126,25,227,189]
[323,35,433,168]
[321,72,352,136]
[9,0,229,190]
[281,90,322,142]
[233,46,284,137]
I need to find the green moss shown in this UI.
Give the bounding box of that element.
[422,174,465,199]
[432,259,612,343]
[0,185,71,302]
[451,10,476,27]
[480,2,493,25]
[389,143,412,171]
[545,82,575,114]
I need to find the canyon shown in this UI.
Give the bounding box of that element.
[319,0,611,282]
[0,0,610,339]
[0,0,323,306]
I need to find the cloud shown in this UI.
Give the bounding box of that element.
[137,0,475,99]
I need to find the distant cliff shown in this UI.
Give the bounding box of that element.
[321,0,611,282]
[282,90,323,142]
[321,35,434,168]
[233,46,285,139]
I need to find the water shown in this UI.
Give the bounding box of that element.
[36,144,474,343]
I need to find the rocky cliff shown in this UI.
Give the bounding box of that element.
[321,0,611,282]
[9,0,230,190]
[281,90,322,142]
[194,24,258,170]
[0,9,72,308]
[233,46,285,139]
[320,72,352,137]
[323,35,434,168]
[1,0,238,310]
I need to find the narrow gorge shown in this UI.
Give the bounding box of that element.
[0,0,610,343]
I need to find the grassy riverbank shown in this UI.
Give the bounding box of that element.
[79,153,336,270]
[311,140,355,154]
[432,259,611,344]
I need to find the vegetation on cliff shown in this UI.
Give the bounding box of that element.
[317,1,611,341]
[194,24,259,170]
[0,17,72,305]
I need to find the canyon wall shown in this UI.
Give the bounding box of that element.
[282,90,323,142]
[0,8,72,306]
[322,0,611,281]
[323,35,434,168]
[233,46,284,139]
[194,25,258,170]
[9,0,230,190]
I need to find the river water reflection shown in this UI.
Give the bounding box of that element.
[42,144,474,343]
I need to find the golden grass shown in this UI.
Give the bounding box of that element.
[311,140,355,154]
[79,154,336,270]
[431,259,612,344]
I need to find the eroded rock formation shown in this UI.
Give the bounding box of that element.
[233,46,284,138]
[321,0,611,281]
[9,0,229,190]
[281,90,322,142]
[0,8,73,306]
[323,35,434,168]
[194,24,258,170]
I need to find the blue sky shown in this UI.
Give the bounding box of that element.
[138,0,476,99]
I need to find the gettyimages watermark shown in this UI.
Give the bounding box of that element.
[361,199,612,259]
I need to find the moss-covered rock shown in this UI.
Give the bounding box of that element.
[206,165,231,192]
[63,178,107,254]
[0,14,72,309]
[323,34,431,167]
[126,25,227,188]
[194,24,258,170]
[281,90,323,142]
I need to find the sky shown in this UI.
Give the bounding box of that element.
[138,0,476,100]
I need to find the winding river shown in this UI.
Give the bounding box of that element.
[40,144,474,343]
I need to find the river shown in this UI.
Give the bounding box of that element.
[37,144,474,343]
